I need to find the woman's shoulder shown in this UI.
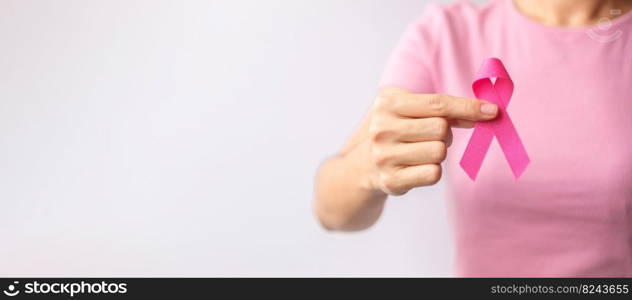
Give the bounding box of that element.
[380,1,508,93]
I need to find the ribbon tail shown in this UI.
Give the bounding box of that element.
[491,110,530,179]
[459,123,494,180]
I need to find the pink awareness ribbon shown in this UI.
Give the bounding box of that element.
[459,58,530,180]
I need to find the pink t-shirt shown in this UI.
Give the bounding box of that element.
[379,0,632,277]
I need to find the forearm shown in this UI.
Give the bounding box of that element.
[314,140,387,231]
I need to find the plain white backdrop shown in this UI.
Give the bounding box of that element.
[0,0,483,276]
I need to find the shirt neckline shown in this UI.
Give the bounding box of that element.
[506,0,632,35]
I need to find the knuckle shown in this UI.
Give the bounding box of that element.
[368,116,385,141]
[425,165,442,185]
[370,130,394,143]
[467,100,481,117]
[427,94,446,114]
[369,114,401,143]
[375,93,398,110]
[371,147,392,167]
[403,119,417,133]
[380,172,405,196]
[430,141,447,162]
[431,118,449,139]
[369,121,396,143]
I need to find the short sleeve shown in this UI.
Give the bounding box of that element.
[378,5,443,93]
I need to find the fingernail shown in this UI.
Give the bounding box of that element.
[480,103,497,115]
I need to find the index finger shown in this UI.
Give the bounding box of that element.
[389,93,498,121]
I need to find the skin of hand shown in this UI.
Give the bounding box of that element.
[314,88,497,231]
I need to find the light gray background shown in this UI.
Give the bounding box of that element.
[0,0,483,276]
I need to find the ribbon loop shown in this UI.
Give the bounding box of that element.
[459,58,530,180]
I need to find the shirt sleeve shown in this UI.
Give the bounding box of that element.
[378,6,442,94]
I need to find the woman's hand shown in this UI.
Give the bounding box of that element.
[367,89,498,196]
[314,88,497,231]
